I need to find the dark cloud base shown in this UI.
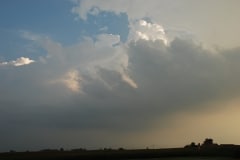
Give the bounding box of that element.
[1,38,240,151]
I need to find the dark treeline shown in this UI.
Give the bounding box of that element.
[1,138,240,160]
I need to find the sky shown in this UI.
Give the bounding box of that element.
[0,0,240,152]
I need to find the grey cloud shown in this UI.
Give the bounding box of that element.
[128,39,238,110]
[1,36,240,151]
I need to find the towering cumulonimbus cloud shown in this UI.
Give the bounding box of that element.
[1,0,240,151]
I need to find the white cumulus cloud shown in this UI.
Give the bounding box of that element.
[129,20,168,44]
[0,57,35,67]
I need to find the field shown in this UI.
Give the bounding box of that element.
[0,147,240,160]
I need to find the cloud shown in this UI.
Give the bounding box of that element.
[99,26,108,32]
[2,27,240,150]
[71,0,155,20]
[0,57,35,67]
[20,31,43,41]
[2,33,240,126]
[50,69,82,93]
[128,20,168,44]
[71,0,240,49]
[18,32,137,92]
[62,70,81,93]
[1,0,240,151]
[121,73,138,89]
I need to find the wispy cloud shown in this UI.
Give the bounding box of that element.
[50,69,82,93]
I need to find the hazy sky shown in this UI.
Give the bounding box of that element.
[1,0,240,152]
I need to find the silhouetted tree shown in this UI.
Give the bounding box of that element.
[9,150,16,153]
[184,142,198,149]
[118,147,124,151]
[190,142,196,147]
[201,138,218,149]
[203,138,213,145]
